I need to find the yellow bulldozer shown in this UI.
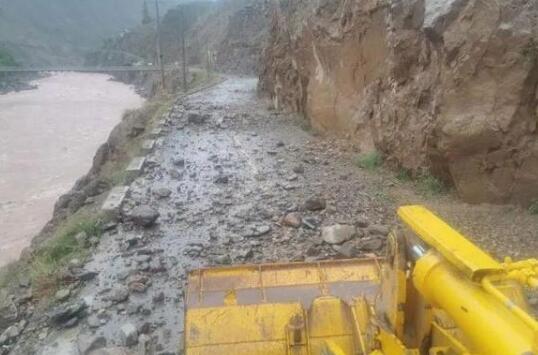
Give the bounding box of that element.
[183,205,538,354]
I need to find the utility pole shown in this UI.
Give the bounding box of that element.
[206,46,211,79]
[154,0,165,90]
[180,7,187,91]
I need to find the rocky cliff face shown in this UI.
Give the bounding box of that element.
[214,1,269,74]
[259,0,538,205]
[188,0,269,75]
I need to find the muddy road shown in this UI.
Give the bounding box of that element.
[9,78,537,355]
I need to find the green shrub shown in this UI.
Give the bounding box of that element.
[355,151,383,170]
[0,48,17,66]
[417,173,446,196]
[35,218,102,265]
[529,200,538,215]
[396,168,412,182]
[522,38,538,62]
[30,214,103,297]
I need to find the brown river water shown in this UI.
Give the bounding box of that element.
[0,73,144,266]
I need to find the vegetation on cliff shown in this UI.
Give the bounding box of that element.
[0,48,17,66]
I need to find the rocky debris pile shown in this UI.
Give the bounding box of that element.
[259,0,538,205]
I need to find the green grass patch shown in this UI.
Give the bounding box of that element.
[522,38,538,62]
[416,173,446,196]
[529,200,538,215]
[354,151,383,170]
[30,211,103,297]
[396,168,412,182]
[0,262,25,290]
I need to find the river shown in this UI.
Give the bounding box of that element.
[0,72,144,266]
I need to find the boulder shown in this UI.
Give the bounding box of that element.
[333,241,360,258]
[282,212,302,228]
[304,197,326,211]
[129,206,159,227]
[120,323,138,347]
[49,300,87,328]
[78,333,106,355]
[360,238,384,252]
[109,287,129,304]
[55,289,71,302]
[0,293,17,331]
[153,188,172,199]
[367,224,390,237]
[321,225,357,245]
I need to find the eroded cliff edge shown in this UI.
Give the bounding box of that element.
[259,0,538,204]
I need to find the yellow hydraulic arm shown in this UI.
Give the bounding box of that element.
[396,206,538,355]
[183,205,538,355]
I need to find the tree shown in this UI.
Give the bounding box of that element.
[142,1,152,25]
[0,48,17,66]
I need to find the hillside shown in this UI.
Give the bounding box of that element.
[87,0,269,75]
[86,1,215,67]
[0,0,183,66]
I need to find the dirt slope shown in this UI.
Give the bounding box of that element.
[259,0,538,205]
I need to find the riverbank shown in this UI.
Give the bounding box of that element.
[0,73,42,95]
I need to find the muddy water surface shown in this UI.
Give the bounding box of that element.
[0,73,144,266]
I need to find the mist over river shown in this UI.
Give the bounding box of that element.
[0,73,144,266]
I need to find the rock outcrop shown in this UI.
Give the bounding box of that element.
[188,0,269,75]
[214,2,269,74]
[259,0,538,204]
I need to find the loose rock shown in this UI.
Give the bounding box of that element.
[0,294,18,330]
[172,158,185,167]
[333,241,359,258]
[109,287,129,304]
[153,188,172,199]
[282,212,302,228]
[321,225,357,245]
[368,224,390,236]
[129,206,160,227]
[55,289,71,302]
[48,300,87,328]
[78,334,106,355]
[304,197,326,211]
[292,165,305,174]
[120,322,138,347]
[360,238,384,252]
[214,175,229,184]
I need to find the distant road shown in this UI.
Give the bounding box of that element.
[0,66,177,73]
